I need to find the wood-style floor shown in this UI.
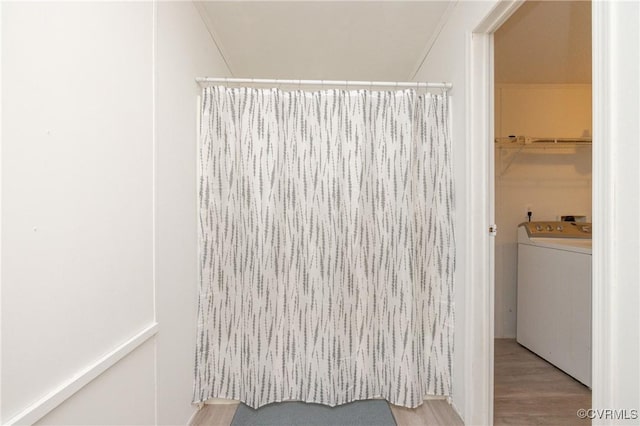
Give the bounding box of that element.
[190,399,463,426]
[494,338,591,426]
[191,339,591,425]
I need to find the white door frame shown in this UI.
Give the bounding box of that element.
[464,1,523,424]
[590,2,640,423]
[467,1,638,425]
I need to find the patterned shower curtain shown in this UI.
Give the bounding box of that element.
[193,86,455,409]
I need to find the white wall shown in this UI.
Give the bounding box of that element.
[494,84,592,338]
[33,340,156,426]
[410,1,500,421]
[1,1,227,424]
[496,84,592,138]
[1,2,156,424]
[155,2,231,424]
[592,1,640,423]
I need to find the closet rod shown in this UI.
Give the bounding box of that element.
[195,77,452,90]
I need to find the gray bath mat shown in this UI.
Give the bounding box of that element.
[230,400,397,426]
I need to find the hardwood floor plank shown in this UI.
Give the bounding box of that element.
[494,338,591,426]
[390,400,463,426]
[191,403,239,426]
[390,404,430,425]
[427,400,464,426]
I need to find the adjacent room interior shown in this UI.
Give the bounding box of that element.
[493,1,593,425]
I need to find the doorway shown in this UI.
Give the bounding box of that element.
[492,1,592,424]
[465,1,637,424]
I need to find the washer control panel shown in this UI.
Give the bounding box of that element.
[521,221,592,238]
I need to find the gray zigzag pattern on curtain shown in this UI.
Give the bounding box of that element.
[193,86,455,409]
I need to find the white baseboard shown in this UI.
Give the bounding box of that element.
[423,395,448,401]
[5,322,159,426]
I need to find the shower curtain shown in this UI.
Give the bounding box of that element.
[193,86,455,409]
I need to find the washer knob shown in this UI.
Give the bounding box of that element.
[546,225,553,231]
[557,225,564,231]
[535,224,543,231]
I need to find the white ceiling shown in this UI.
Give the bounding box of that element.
[197,1,452,81]
[495,1,591,84]
[197,1,592,84]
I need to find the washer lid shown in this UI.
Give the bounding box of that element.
[519,221,592,239]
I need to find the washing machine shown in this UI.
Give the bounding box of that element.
[516,221,592,387]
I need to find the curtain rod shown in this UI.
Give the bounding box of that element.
[195,77,452,90]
